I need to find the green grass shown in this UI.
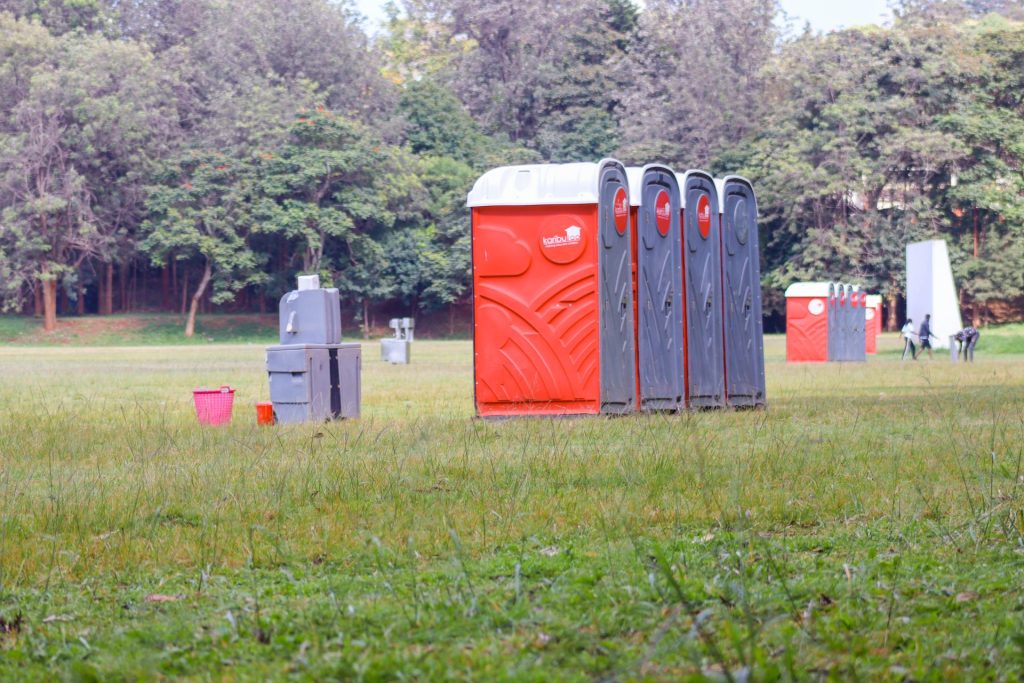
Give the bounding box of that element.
[1,337,1024,680]
[0,313,279,346]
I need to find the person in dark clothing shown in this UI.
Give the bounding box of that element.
[953,326,980,362]
[915,314,938,360]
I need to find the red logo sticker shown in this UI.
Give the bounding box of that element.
[539,221,587,264]
[697,194,711,239]
[655,190,671,237]
[613,187,628,235]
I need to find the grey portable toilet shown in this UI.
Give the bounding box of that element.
[679,170,726,408]
[835,283,848,361]
[718,176,766,407]
[633,165,684,411]
[597,160,637,415]
[266,275,361,423]
[849,287,867,362]
[827,282,839,361]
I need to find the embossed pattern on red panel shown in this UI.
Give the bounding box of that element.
[473,205,600,415]
[786,298,828,362]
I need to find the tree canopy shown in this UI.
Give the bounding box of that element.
[1,0,1022,333]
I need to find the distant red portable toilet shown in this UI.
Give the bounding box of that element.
[864,294,882,354]
[785,282,832,362]
[467,160,636,417]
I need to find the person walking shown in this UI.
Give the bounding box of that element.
[901,318,917,360]
[915,314,938,360]
[953,326,980,362]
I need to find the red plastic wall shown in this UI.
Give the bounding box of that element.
[865,301,882,354]
[786,296,828,362]
[472,204,601,416]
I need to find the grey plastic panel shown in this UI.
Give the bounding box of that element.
[682,172,725,408]
[278,288,342,345]
[837,286,849,361]
[720,178,766,407]
[381,338,411,364]
[266,348,310,372]
[851,298,867,362]
[598,161,637,414]
[268,371,312,403]
[336,345,361,418]
[827,283,838,361]
[637,167,684,411]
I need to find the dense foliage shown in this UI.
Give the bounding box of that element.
[0,0,1022,334]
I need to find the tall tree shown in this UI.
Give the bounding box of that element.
[617,0,778,167]
[141,151,266,336]
[0,15,178,327]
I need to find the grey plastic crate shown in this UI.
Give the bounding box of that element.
[381,338,410,364]
[266,343,360,423]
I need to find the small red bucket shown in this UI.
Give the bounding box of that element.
[256,402,274,426]
[193,386,235,426]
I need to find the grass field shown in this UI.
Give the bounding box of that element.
[2,331,1024,680]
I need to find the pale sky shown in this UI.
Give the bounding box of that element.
[351,0,895,35]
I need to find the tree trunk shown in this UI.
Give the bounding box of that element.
[76,279,85,316]
[171,258,178,310]
[161,257,171,309]
[119,261,128,312]
[449,303,455,337]
[180,269,189,315]
[184,262,212,337]
[100,262,114,315]
[886,291,899,331]
[42,276,58,332]
[362,299,370,339]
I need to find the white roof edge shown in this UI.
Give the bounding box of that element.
[468,160,626,208]
[713,178,725,213]
[675,169,715,208]
[785,282,832,297]
[865,294,883,306]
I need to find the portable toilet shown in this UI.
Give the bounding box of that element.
[833,283,849,361]
[785,282,831,362]
[718,176,766,407]
[634,165,684,411]
[849,287,867,362]
[864,294,882,354]
[467,160,636,417]
[679,170,725,408]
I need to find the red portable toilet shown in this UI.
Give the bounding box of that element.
[785,282,832,362]
[864,294,882,354]
[467,160,636,417]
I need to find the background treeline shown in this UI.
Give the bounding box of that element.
[1,0,1023,335]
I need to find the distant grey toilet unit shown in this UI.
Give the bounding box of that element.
[266,275,361,423]
[381,317,414,364]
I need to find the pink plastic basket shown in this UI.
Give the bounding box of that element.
[192,386,235,426]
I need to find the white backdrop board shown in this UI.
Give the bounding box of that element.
[906,240,962,349]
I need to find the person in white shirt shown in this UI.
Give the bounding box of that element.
[901,319,916,360]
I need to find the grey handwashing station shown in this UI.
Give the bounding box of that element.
[266,275,361,423]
